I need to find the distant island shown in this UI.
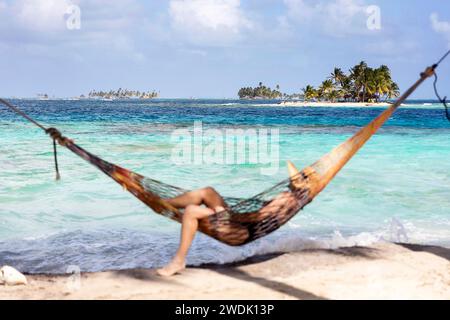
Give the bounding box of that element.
[37,93,49,100]
[87,88,159,100]
[238,61,400,104]
[238,83,282,99]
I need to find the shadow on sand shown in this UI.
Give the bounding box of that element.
[201,247,382,300]
[396,243,450,261]
[108,243,448,300]
[212,267,326,300]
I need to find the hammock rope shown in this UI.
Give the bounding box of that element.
[433,72,450,122]
[0,55,448,246]
[0,99,63,180]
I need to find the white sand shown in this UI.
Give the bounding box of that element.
[1,242,449,300]
[278,101,391,107]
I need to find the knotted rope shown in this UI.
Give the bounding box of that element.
[0,98,65,180]
[45,127,71,180]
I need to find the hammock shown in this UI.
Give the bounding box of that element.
[0,65,439,246]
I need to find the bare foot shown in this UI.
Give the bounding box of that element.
[156,259,186,277]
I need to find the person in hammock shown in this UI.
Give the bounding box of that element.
[156,186,299,277]
[47,132,299,277]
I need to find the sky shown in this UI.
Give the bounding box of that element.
[0,0,449,99]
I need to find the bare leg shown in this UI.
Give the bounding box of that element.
[157,187,226,277]
[166,187,226,209]
[157,205,216,276]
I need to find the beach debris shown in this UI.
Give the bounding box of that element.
[0,266,28,286]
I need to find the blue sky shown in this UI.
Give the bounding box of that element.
[0,0,449,98]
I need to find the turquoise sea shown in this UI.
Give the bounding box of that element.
[1,99,449,273]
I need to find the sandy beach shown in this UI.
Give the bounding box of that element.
[278,101,392,107]
[1,242,449,300]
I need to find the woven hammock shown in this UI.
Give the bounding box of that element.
[0,65,437,246]
[52,100,399,246]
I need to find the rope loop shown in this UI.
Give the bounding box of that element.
[433,72,450,122]
[45,128,64,180]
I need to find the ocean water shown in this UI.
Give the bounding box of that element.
[0,99,449,273]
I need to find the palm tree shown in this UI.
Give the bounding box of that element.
[330,67,346,87]
[364,67,398,102]
[386,82,400,101]
[378,65,391,80]
[350,61,368,102]
[319,79,335,101]
[340,77,353,101]
[372,69,389,102]
[302,85,317,101]
[328,90,341,103]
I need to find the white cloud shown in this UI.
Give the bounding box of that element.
[13,0,73,32]
[0,0,146,60]
[1,0,141,35]
[430,13,450,33]
[283,0,373,37]
[168,0,253,46]
[430,13,450,45]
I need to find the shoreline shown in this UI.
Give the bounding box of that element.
[1,242,449,300]
[2,99,441,109]
[278,101,391,107]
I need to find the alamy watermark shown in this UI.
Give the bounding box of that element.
[65,3,81,30]
[170,122,280,175]
[388,217,409,243]
[65,265,81,292]
[366,5,381,30]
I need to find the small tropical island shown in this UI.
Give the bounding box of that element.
[238,83,283,99]
[238,61,400,106]
[87,88,159,100]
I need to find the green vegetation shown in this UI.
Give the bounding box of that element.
[88,88,158,100]
[238,82,282,99]
[238,62,400,103]
[302,62,400,102]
